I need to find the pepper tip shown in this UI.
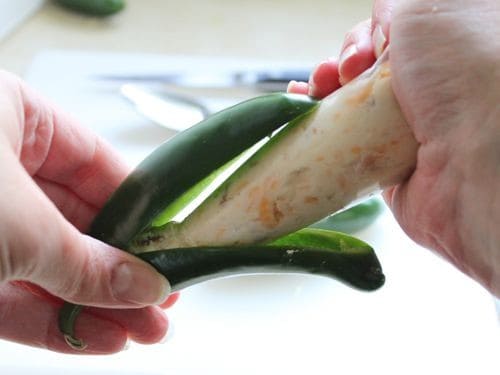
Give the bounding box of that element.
[64,334,88,351]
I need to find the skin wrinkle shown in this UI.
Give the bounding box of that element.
[0,284,127,354]
[38,106,93,180]
[0,76,23,153]
[17,80,113,225]
[85,305,167,343]
[34,176,99,231]
[20,91,50,174]
[1,156,51,282]
[489,183,500,290]
[427,152,464,266]
[391,138,463,268]
[3,281,133,353]
[342,19,371,50]
[456,110,500,290]
[40,303,56,351]
[488,133,500,264]
[391,12,477,129]
[19,80,117,210]
[0,244,15,283]
[83,243,115,304]
[50,229,93,303]
[73,138,113,206]
[400,59,469,139]
[0,94,22,155]
[0,288,12,328]
[0,284,53,348]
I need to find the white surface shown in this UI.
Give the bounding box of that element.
[0,51,498,375]
[0,0,44,41]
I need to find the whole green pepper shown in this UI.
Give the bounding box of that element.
[54,0,125,16]
[310,198,384,234]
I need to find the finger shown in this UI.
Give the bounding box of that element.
[159,292,180,309]
[0,282,127,354]
[34,176,97,232]
[0,152,170,308]
[11,281,169,345]
[308,58,341,99]
[6,73,130,209]
[381,186,396,208]
[372,0,395,57]
[338,19,376,85]
[87,305,168,344]
[384,174,464,271]
[287,80,310,95]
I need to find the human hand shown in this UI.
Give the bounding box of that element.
[289,0,500,296]
[0,70,178,353]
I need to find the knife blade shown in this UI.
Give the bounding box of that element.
[95,68,312,92]
[121,84,210,132]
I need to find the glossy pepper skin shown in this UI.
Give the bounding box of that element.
[139,228,385,292]
[54,0,125,16]
[310,198,383,234]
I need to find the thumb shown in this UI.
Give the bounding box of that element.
[0,153,170,308]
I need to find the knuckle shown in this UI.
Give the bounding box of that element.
[0,240,15,282]
[55,233,91,300]
[343,19,372,47]
[0,231,40,282]
[54,233,110,305]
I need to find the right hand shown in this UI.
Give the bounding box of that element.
[289,0,500,296]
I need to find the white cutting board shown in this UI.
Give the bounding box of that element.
[0,0,44,41]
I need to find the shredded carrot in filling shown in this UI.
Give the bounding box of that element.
[378,65,391,79]
[259,197,283,228]
[351,145,362,155]
[304,196,319,204]
[347,80,374,106]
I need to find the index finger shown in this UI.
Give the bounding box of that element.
[18,78,130,209]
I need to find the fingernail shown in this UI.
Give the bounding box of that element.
[372,24,387,58]
[339,44,358,69]
[287,80,310,96]
[338,44,358,85]
[307,71,317,96]
[111,262,171,305]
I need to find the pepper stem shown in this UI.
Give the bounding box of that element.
[64,334,87,350]
[58,303,87,350]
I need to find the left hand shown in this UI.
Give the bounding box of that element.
[0,70,178,354]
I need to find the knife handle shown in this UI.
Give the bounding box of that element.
[252,70,312,92]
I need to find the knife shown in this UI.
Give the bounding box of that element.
[120,84,211,132]
[95,68,312,92]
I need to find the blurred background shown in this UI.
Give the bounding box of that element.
[0,0,372,75]
[0,1,498,375]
